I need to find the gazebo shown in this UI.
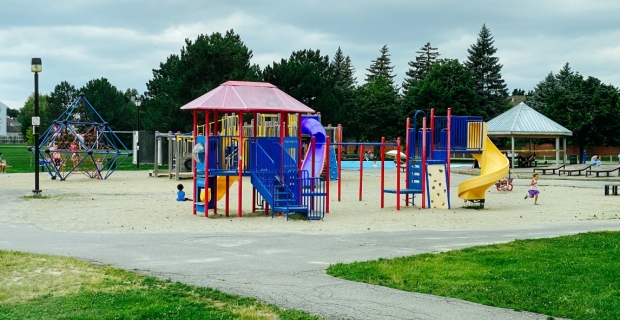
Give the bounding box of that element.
[487,102,572,166]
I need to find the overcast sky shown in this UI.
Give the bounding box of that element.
[1,0,619,110]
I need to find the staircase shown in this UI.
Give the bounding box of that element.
[250,140,325,220]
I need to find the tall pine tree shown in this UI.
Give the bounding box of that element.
[402,42,440,95]
[464,24,508,120]
[365,45,397,90]
[526,72,559,111]
[332,47,357,90]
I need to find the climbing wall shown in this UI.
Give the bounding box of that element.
[426,164,450,209]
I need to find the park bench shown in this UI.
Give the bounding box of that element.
[558,164,592,176]
[604,184,620,196]
[533,164,565,175]
[585,165,620,177]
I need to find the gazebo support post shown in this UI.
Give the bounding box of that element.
[511,136,515,168]
[563,138,567,164]
[555,138,560,165]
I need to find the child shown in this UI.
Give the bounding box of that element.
[177,184,192,201]
[524,173,540,205]
[0,152,6,173]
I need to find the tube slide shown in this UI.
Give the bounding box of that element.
[301,117,326,177]
[457,125,509,201]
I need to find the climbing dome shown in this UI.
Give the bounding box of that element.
[31,94,132,180]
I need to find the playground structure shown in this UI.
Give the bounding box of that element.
[332,108,508,209]
[29,94,132,180]
[182,81,334,220]
[181,81,507,219]
[151,131,194,180]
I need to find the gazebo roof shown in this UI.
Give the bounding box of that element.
[487,102,572,138]
[180,81,315,113]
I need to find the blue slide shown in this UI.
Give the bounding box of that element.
[301,117,326,177]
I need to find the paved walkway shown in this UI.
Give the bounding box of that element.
[2,173,619,319]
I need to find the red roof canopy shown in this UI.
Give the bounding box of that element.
[180,81,315,113]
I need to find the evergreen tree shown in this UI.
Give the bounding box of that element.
[262,49,338,123]
[402,42,440,94]
[365,45,397,89]
[526,72,559,111]
[511,88,526,95]
[464,24,508,120]
[555,62,574,86]
[332,47,357,90]
[330,47,357,127]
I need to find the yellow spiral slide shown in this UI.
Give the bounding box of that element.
[457,123,509,201]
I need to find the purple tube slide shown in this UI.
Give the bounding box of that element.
[301,117,326,177]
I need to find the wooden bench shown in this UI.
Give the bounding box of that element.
[533,164,565,175]
[558,164,592,176]
[585,166,620,177]
[604,184,620,196]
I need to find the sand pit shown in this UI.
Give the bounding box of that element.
[1,169,618,234]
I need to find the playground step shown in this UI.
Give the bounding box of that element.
[273,206,308,213]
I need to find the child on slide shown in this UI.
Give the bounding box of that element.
[524,173,540,205]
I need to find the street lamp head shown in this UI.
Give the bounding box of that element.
[131,94,142,107]
[31,58,42,73]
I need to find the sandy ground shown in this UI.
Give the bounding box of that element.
[0,168,618,234]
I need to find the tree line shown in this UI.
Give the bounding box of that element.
[12,25,620,151]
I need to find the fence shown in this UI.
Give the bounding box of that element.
[0,136,25,144]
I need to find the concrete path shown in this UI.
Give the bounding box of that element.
[2,220,618,319]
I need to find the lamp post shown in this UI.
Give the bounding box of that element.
[131,95,142,170]
[31,58,42,195]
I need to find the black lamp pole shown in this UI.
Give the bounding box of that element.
[31,58,42,195]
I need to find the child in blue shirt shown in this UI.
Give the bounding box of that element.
[177,184,192,201]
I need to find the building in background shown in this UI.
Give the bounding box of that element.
[0,101,23,143]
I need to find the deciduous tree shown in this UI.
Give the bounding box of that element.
[47,81,78,124]
[402,60,480,118]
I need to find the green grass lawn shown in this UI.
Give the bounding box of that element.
[327,231,620,320]
[0,144,155,174]
[0,250,320,320]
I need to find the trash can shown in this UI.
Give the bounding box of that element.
[569,154,578,164]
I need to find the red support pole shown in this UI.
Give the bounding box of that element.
[396,138,401,210]
[430,108,435,159]
[421,117,427,209]
[359,145,364,201]
[405,117,410,206]
[226,176,230,217]
[326,136,330,213]
[238,111,244,217]
[337,124,342,201]
[205,111,211,217]
[380,137,385,209]
[447,108,451,189]
[280,112,285,146]
[192,110,198,215]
